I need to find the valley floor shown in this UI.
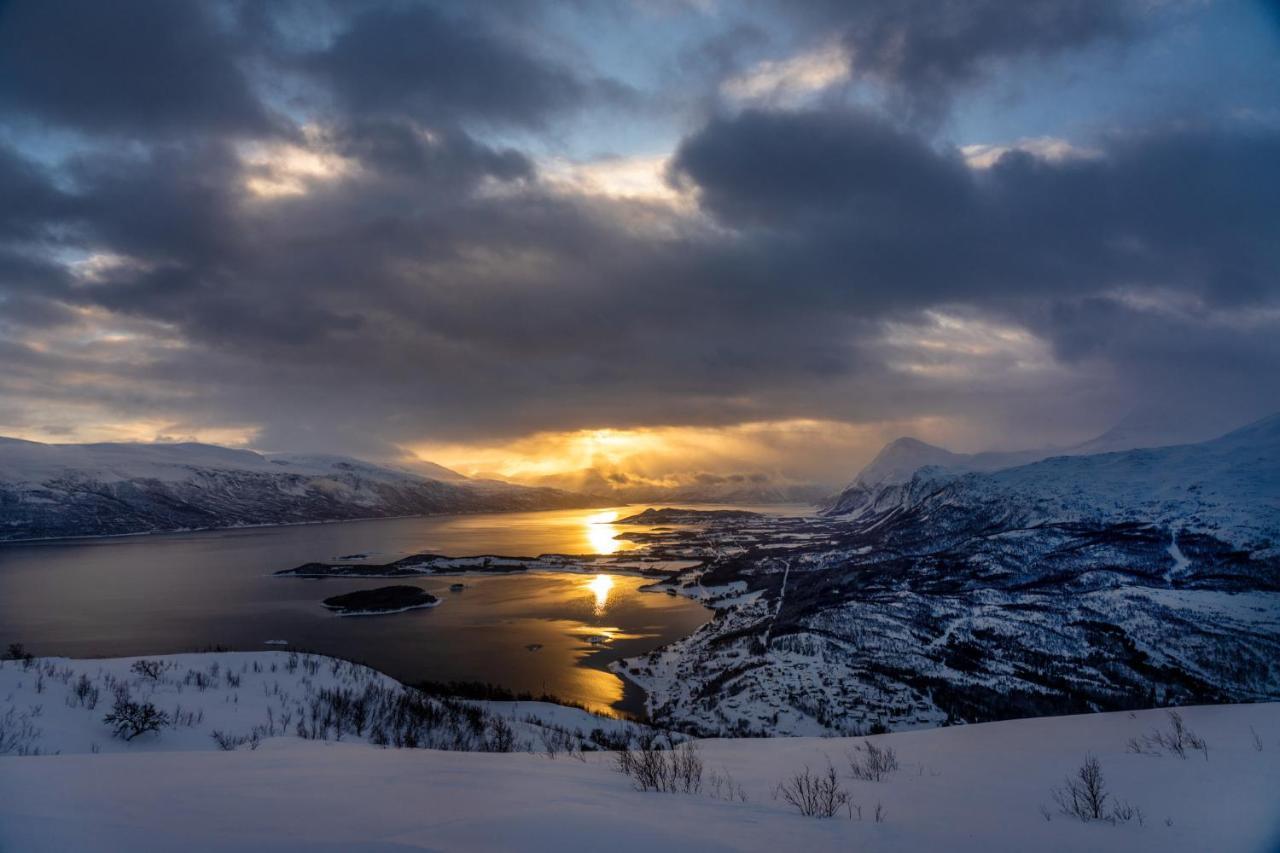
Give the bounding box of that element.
[1,654,1278,852]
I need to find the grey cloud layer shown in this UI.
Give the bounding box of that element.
[0,0,1276,456]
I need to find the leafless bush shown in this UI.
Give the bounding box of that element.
[1141,710,1208,760]
[538,723,582,759]
[707,767,748,802]
[71,674,100,709]
[1051,754,1141,825]
[774,761,851,818]
[1052,754,1109,822]
[130,659,168,681]
[0,706,43,755]
[847,740,899,781]
[211,728,262,751]
[487,715,515,753]
[1249,726,1264,752]
[1111,800,1144,826]
[103,695,170,741]
[616,736,703,794]
[3,643,34,664]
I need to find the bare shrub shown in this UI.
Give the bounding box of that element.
[539,723,579,759]
[72,674,100,709]
[103,695,170,741]
[774,761,851,818]
[1051,754,1142,825]
[0,706,43,755]
[1111,800,1144,826]
[616,736,703,794]
[847,739,899,781]
[707,768,748,803]
[1141,710,1208,760]
[1052,754,1109,822]
[3,643,34,664]
[487,715,515,753]
[130,659,167,681]
[211,729,262,751]
[1249,726,1264,752]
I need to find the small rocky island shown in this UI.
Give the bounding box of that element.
[321,585,439,616]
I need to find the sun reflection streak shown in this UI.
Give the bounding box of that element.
[585,510,621,555]
[587,574,614,616]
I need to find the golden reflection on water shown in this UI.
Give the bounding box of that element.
[587,573,614,615]
[585,510,623,554]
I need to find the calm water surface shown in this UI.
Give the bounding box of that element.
[0,504,809,715]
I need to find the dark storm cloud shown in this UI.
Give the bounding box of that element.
[782,0,1140,120]
[306,2,599,127]
[670,108,970,227]
[0,0,272,137]
[0,0,1275,458]
[671,109,1280,310]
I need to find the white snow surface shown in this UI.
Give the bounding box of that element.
[2,653,1279,852]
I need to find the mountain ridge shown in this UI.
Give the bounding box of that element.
[0,437,601,542]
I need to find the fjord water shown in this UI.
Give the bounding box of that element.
[0,506,801,714]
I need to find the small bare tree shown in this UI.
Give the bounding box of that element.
[1052,754,1109,822]
[774,761,851,818]
[104,696,170,741]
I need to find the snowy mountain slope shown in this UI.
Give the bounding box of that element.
[826,437,1055,516]
[827,413,1280,551]
[0,438,598,541]
[1,653,1277,852]
[612,418,1279,737]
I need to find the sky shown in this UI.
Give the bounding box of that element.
[0,0,1278,493]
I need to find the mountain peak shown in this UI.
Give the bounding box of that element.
[853,437,962,488]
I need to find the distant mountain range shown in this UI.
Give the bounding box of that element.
[520,466,830,506]
[827,412,1280,548]
[0,438,601,542]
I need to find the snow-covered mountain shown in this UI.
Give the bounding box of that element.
[524,466,829,506]
[827,409,1271,517]
[827,413,1280,552]
[617,415,1280,737]
[0,438,599,541]
[825,436,1051,516]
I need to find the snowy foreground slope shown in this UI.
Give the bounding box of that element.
[1,653,1278,852]
[0,437,597,541]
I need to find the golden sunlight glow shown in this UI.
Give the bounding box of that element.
[541,154,687,206]
[239,127,357,199]
[586,574,615,616]
[585,510,622,555]
[405,417,963,493]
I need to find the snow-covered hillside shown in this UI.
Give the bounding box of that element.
[0,437,599,541]
[1,653,1276,852]
[828,413,1280,551]
[606,417,1280,737]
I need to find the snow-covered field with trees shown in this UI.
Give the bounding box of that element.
[1,651,1277,852]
